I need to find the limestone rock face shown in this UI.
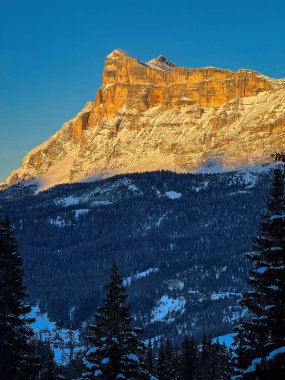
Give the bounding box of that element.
[2,49,285,190]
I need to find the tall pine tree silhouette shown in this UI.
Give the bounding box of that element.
[0,216,36,380]
[35,340,59,380]
[157,341,167,380]
[234,166,285,378]
[181,336,198,380]
[146,340,154,375]
[82,261,151,379]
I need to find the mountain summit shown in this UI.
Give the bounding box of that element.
[2,49,285,190]
[146,55,177,71]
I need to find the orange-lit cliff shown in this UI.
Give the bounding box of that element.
[2,49,285,190]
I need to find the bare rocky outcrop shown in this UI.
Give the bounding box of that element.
[2,49,285,190]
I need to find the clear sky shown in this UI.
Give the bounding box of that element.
[1,0,284,181]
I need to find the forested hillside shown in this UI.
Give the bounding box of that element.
[0,166,275,341]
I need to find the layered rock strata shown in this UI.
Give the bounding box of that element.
[2,49,285,190]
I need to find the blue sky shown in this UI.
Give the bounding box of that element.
[1,0,284,181]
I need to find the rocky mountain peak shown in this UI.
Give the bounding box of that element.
[107,48,129,57]
[106,49,176,71]
[1,50,285,191]
[146,55,177,71]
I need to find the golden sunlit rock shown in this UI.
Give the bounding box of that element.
[2,49,285,190]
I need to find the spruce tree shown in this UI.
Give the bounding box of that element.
[181,336,191,380]
[234,166,285,377]
[36,340,58,380]
[157,342,167,380]
[164,339,175,380]
[210,340,232,379]
[219,342,233,379]
[156,339,179,380]
[198,334,212,380]
[82,261,151,379]
[146,340,154,374]
[0,216,36,380]
[233,318,254,374]
[189,337,198,380]
[181,336,198,380]
[173,344,182,380]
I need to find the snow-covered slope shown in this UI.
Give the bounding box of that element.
[213,333,236,348]
[28,306,82,366]
[1,49,285,191]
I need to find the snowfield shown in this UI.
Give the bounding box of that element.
[151,295,186,323]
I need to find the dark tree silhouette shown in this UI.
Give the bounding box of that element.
[0,217,37,380]
[82,261,151,379]
[233,166,285,378]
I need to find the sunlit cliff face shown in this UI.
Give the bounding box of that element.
[2,49,285,190]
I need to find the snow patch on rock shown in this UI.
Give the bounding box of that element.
[55,196,80,207]
[150,295,186,323]
[74,208,90,219]
[165,191,182,199]
[27,306,82,366]
[123,268,159,286]
[49,216,67,227]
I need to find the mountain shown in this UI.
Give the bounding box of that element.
[0,166,277,340]
[2,49,285,190]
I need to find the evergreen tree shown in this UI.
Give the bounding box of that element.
[173,344,182,380]
[58,349,84,380]
[219,342,233,379]
[245,348,285,379]
[157,342,167,380]
[151,334,233,380]
[0,216,36,380]
[82,261,151,379]
[146,340,154,374]
[164,339,175,380]
[233,318,254,374]
[210,340,232,379]
[234,167,285,377]
[181,336,198,380]
[181,336,191,380]
[189,338,198,380]
[36,340,58,380]
[198,334,212,380]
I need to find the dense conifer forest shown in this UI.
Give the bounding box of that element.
[0,169,274,339]
[0,162,284,378]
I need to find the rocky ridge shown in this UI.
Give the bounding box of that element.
[2,49,285,190]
